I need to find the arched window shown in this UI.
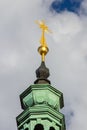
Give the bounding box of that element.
[34,124,44,130]
[49,127,55,130]
[24,128,28,130]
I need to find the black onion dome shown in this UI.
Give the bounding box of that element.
[34,62,51,84]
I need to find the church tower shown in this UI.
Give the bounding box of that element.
[16,21,66,130]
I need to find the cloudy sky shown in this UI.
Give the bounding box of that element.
[0,0,87,130]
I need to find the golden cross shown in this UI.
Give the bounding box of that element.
[36,20,51,47]
[36,20,51,61]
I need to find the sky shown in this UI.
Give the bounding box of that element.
[0,0,87,130]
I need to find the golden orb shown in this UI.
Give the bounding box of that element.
[38,46,49,61]
[38,46,49,55]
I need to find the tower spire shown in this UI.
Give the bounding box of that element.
[34,20,51,84]
[16,21,66,130]
[36,20,51,62]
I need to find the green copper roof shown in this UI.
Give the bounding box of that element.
[20,84,64,110]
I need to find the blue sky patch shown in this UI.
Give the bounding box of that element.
[51,0,83,14]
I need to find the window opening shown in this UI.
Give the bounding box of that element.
[49,127,55,130]
[24,128,28,130]
[34,124,44,130]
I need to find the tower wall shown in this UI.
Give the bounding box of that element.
[16,84,66,130]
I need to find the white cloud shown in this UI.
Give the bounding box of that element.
[47,10,87,130]
[80,0,87,14]
[0,0,87,130]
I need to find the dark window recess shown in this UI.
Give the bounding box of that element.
[24,128,28,130]
[50,127,55,130]
[34,124,44,130]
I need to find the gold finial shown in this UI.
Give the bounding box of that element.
[36,20,51,61]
